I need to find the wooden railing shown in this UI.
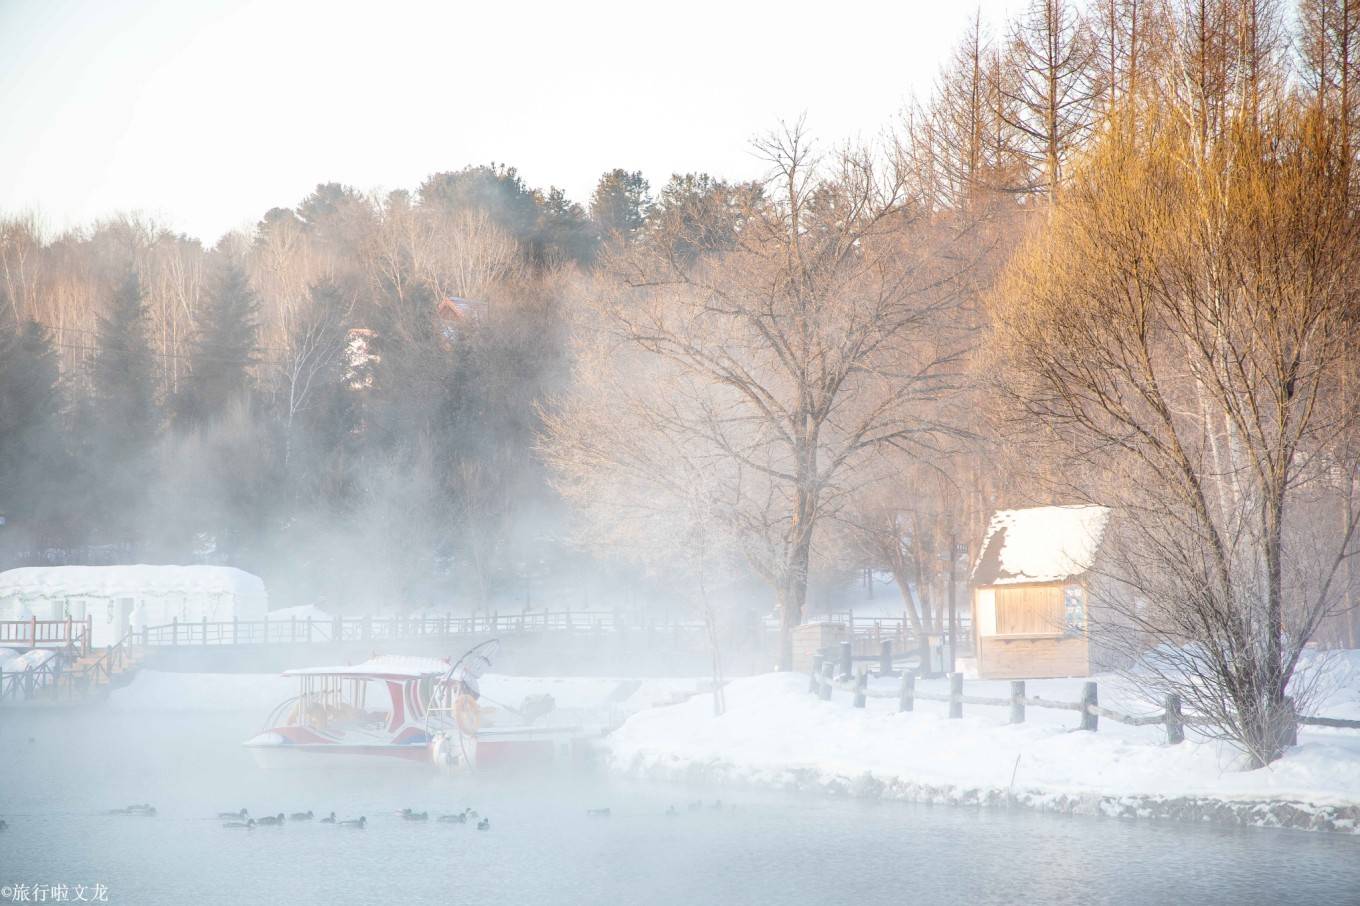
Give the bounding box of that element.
[134,611,714,648]
[808,659,1360,745]
[0,617,92,654]
[0,629,136,705]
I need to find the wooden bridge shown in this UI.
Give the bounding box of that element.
[0,611,964,707]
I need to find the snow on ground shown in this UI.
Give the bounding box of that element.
[605,662,1360,821]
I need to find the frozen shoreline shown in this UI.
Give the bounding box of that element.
[603,670,1360,834]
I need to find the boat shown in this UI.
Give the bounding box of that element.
[243,655,451,767]
[244,640,606,770]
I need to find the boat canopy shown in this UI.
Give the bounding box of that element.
[282,655,451,680]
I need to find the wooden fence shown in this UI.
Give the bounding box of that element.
[807,656,1360,745]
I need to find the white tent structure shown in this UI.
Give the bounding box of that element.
[0,565,268,646]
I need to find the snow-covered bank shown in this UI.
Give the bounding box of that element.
[604,671,1360,833]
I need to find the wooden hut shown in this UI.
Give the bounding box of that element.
[969,505,1111,679]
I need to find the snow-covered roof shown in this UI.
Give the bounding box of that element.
[0,565,267,601]
[971,505,1111,587]
[282,655,451,680]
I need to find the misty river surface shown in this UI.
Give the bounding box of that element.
[2,709,1359,906]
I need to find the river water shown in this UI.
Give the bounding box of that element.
[2,708,1359,906]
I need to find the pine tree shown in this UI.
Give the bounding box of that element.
[589,169,650,240]
[89,269,161,543]
[177,260,259,427]
[93,270,159,458]
[0,317,65,543]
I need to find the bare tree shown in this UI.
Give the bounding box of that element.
[544,124,967,669]
[989,95,1360,764]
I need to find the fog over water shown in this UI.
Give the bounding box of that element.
[3,708,1359,906]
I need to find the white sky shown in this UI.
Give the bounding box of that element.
[0,0,1024,245]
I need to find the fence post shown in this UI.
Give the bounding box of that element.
[30,615,37,647]
[853,668,867,708]
[898,671,915,712]
[363,615,372,641]
[262,616,269,645]
[1164,693,1185,744]
[819,661,834,701]
[85,615,92,655]
[1010,680,1026,724]
[1080,681,1099,731]
[810,654,823,694]
[171,617,178,646]
[232,616,239,646]
[291,616,297,644]
[949,672,963,719]
[839,640,852,679]
[306,616,313,643]
[201,615,207,645]
[879,639,892,676]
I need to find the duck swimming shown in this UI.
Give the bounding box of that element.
[289,811,313,821]
[476,818,490,831]
[0,819,8,831]
[218,809,248,820]
[223,818,256,829]
[108,805,157,816]
[437,813,467,823]
[402,811,428,821]
[338,816,366,829]
[256,813,286,826]
[319,812,336,824]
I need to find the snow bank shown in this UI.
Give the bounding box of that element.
[0,648,54,673]
[605,671,1360,832]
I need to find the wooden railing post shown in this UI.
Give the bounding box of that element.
[201,615,207,645]
[171,617,178,646]
[85,615,92,655]
[1080,681,1099,731]
[949,672,963,719]
[306,616,313,643]
[262,617,269,645]
[1165,693,1185,744]
[810,654,823,694]
[291,616,297,644]
[853,668,867,708]
[879,639,892,676]
[839,640,852,679]
[1010,680,1026,724]
[363,615,372,641]
[29,615,37,647]
[232,616,239,646]
[898,671,915,712]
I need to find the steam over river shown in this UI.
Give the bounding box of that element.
[3,708,1359,905]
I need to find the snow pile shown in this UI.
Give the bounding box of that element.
[0,648,54,673]
[605,670,1360,829]
[974,505,1110,585]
